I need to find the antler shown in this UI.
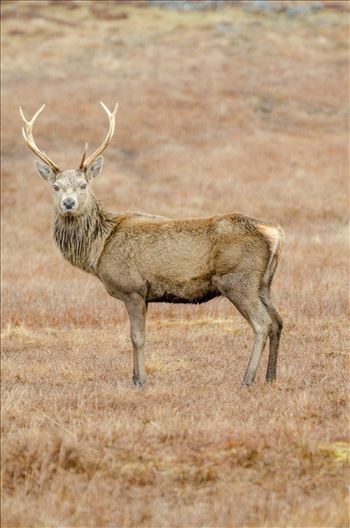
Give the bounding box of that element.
[79,101,118,170]
[19,104,60,172]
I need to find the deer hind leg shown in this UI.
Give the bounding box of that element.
[240,300,272,386]
[257,224,284,382]
[213,272,272,386]
[124,293,147,387]
[260,287,283,382]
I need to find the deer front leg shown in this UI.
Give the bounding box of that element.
[124,293,147,387]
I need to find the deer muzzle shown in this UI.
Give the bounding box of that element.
[62,196,77,212]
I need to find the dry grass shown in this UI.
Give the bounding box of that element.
[1,1,349,526]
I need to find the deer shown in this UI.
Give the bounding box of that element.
[20,102,285,387]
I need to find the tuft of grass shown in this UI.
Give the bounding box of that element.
[146,361,167,374]
[1,323,52,349]
[319,442,350,464]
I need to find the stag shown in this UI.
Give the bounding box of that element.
[20,102,284,387]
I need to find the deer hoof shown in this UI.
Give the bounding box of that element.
[133,375,145,388]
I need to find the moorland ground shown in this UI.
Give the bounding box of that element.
[1,1,349,526]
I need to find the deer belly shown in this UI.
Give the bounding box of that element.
[138,236,219,303]
[145,277,220,304]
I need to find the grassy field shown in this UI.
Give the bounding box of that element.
[1,1,349,526]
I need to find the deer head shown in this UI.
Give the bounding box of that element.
[20,102,118,215]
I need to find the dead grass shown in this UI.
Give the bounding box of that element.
[1,1,349,527]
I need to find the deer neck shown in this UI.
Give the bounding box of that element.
[53,194,115,274]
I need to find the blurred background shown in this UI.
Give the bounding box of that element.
[1,0,348,326]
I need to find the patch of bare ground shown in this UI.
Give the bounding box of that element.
[1,1,349,526]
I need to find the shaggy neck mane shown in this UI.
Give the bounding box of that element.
[54,194,115,273]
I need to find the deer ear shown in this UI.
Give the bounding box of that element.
[85,156,103,180]
[34,160,56,182]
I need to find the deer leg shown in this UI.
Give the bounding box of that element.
[260,289,283,382]
[214,273,272,386]
[241,302,271,386]
[124,293,147,387]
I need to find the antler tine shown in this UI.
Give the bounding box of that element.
[20,105,60,172]
[20,104,46,126]
[79,142,88,170]
[81,101,118,170]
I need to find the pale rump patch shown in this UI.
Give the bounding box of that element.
[257,224,285,261]
[257,224,285,285]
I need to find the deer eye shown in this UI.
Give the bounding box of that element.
[53,184,59,191]
[80,183,87,190]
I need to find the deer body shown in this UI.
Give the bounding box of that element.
[21,102,284,387]
[97,213,270,303]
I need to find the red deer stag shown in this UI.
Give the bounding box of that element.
[20,102,284,387]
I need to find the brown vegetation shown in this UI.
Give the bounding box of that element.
[1,1,349,526]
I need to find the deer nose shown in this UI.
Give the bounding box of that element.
[63,197,76,210]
